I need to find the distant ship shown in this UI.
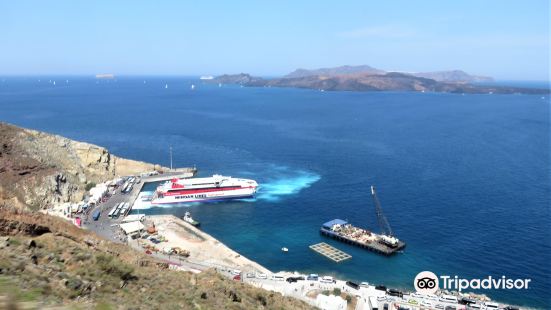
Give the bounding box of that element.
[199,75,214,80]
[151,175,258,204]
[95,73,115,79]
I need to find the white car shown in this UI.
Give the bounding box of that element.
[255,273,267,279]
[360,282,370,288]
[425,294,439,301]
[230,269,241,276]
[272,275,285,281]
[439,294,458,304]
[320,276,334,283]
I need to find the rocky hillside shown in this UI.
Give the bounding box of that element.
[284,65,385,78]
[412,70,493,83]
[0,122,166,210]
[284,65,493,83]
[0,207,314,309]
[212,72,548,94]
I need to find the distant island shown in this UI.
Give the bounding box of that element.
[211,65,549,94]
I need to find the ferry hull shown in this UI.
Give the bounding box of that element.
[151,188,256,204]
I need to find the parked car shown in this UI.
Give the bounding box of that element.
[286,277,298,283]
[483,302,499,309]
[439,295,458,304]
[420,300,432,308]
[246,273,255,278]
[387,288,403,297]
[272,275,285,281]
[320,276,335,283]
[255,273,267,279]
[408,299,419,305]
[307,274,319,281]
[345,281,360,290]
[230,269,241,276]
[359,282,370,288]
[233,274,241,281]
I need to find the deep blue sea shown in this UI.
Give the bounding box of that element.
[1,77,549,308]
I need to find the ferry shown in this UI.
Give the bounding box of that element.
[151,175,258,204]
[199,75,214,80]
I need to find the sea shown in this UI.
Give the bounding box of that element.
[1,76,549,308]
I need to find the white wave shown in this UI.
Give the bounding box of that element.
[256,171,321,202]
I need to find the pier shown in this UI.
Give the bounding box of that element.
[309,242,352,263]
[82,167,197,241]
[140,167,197,183]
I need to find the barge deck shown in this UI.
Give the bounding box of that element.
[320,219,406,256]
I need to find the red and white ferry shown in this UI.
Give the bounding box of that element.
[151,175,258,204]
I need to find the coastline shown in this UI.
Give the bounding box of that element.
[1,121,539,309]
[145,214,271,274]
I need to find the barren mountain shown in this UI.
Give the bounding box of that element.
[0,122,166,210]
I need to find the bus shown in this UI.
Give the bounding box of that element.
[107,207,117,218]
[92,210,101,221]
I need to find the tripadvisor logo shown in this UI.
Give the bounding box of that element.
[414,271,439,294]
[414,271,532,294]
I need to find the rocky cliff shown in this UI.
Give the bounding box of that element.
[0,122,166,210]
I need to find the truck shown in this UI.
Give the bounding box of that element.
[92,210,101,221]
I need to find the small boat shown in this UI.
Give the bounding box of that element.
[281,247,289,252]
[191,84,195,90]
[182,211,200,227]
[165,84,168,89]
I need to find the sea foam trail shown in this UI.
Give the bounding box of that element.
[256,171,321,202]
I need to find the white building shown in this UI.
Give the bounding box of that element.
[316,294,347,310]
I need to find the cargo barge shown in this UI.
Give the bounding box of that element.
[320,219,405,256]
[320,186,406,256]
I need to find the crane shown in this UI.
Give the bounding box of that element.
[370,185,393,237]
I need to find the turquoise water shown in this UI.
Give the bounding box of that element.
[0,77,549,308]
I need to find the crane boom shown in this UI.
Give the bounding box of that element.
[371,185,393,236]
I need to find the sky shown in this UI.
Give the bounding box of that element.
[0,0,549,80]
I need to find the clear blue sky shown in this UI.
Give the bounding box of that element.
[1,0,549,80]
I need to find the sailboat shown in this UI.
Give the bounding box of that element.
[165,84,168,89]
